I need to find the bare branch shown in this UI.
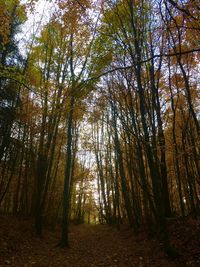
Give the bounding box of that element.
[167,0,199,21]
[88,47,200,81]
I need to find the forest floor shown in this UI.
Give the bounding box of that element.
[0,215,200,267]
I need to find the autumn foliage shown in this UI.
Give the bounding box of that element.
[0,0,199,260]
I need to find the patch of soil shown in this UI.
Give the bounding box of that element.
[0,215,199,266]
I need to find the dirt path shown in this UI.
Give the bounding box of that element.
[0,215,199,266]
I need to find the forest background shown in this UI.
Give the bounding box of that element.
[0,0,199,258]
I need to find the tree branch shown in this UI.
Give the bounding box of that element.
[167,0,199,21]
[88,47,200,81]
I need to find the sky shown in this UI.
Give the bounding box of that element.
[18,0,54,54]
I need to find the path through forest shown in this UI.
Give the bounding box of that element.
[0,215,200,266]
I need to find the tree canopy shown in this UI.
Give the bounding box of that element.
[0,0,199,260]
